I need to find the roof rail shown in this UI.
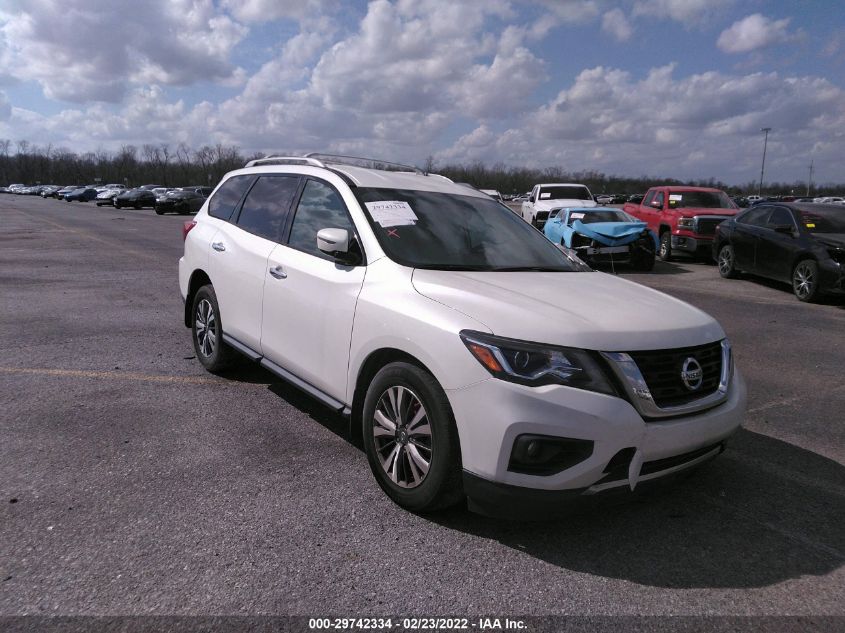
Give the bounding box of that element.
[304,153,426,175]
[244,156,327,168]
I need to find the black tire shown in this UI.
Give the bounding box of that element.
[191,285,236,373]
[658,231,672,261]
[114,201,121,209]
[155,207,164,215]
[792,259,821,302]
[717,244,740,278]
[362,362,463,513]
[134,202,141,210]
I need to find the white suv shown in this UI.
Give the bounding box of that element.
[179,154,746,516]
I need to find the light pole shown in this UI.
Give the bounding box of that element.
[758,127,771,197]
[807,159,814,197]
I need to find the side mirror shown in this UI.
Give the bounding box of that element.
[650,200,662,208]
[317,228,361,265]
[773,224,795,235]
[317,227,350,255]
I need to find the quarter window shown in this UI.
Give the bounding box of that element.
[208,175,254,221]
[288,180,356,260]
[236,175,300,242]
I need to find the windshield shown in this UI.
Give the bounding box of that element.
[569,210,631,225]
[355,188,579,271]
[539,186,592,201]
[798,207,845,233]
[668,190,735,209]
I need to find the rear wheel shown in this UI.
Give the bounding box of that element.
[717,244,740,278]
[793,259,821,302]
[134,202,141,210]
[191,285,236,373]
[155,207,164,215]
[362,362,463,513]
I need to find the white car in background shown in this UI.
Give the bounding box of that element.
[179,154,746,516]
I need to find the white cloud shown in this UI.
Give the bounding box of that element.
[717,14,795,54]
[221,0,335,24]
[0,0,247,102]
[601,9,632,42]
[632,0,735,25]
[436,65,845,182]
[0,90,10,120]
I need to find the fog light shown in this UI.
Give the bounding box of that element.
[508,434,594,476]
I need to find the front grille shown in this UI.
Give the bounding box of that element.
[627,341,723,408]
[535,211,549,228]
[693,216,729,236]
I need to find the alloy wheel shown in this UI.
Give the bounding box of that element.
[718,247,733,276]
[793,262,815,300]
[194,299,217,357]
[372,386,432,489]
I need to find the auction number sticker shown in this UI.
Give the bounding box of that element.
[365,201,418,227]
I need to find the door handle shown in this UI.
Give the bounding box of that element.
[211,242,226,252]
[269,265,287,279]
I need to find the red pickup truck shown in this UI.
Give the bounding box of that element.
[622,186,739,261]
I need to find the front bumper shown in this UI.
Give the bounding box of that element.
[446,368,745,515]
[819,258,845,294]
[671,233,713,254]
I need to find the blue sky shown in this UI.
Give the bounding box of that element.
[0,0,843,186]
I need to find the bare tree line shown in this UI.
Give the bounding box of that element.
[0,140,840,196]
[0,140,255,188]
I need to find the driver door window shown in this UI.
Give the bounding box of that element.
[287,179,357,261]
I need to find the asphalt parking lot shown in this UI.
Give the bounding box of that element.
[1,195,843,619]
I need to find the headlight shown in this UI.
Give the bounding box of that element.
[677,217,694,229]
[460,330,617,395]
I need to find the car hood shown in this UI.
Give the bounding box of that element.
[569,220,648,246]
[533,199,597,212]
[412,269,724,351]
[815,233,845,248]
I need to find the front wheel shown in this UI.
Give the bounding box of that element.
[717,244,740,278]
[191,285,236,373]
[793,260,821,302]
[155,208,164,215]
[658,232,672,261]
[362,362,463,513]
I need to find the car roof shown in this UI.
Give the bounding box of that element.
[537,183,589,188]
[233,163,488,197]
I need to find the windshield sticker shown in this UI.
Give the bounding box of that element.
[570,213,585,219]
[806,223,816,228]
[669,194,683,201]
[540,192,551,199]
[365,200,418,227]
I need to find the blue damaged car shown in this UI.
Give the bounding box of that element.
[544,207,658,271]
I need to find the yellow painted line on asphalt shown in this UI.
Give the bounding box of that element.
[0,366,242,386]
[4,208,157,261]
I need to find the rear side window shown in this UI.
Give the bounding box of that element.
[287,180,356,260]
[235,175,300,242]
[208,175,254,220]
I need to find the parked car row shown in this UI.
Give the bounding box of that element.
[518,180,843,302]
[3,182,212,215]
